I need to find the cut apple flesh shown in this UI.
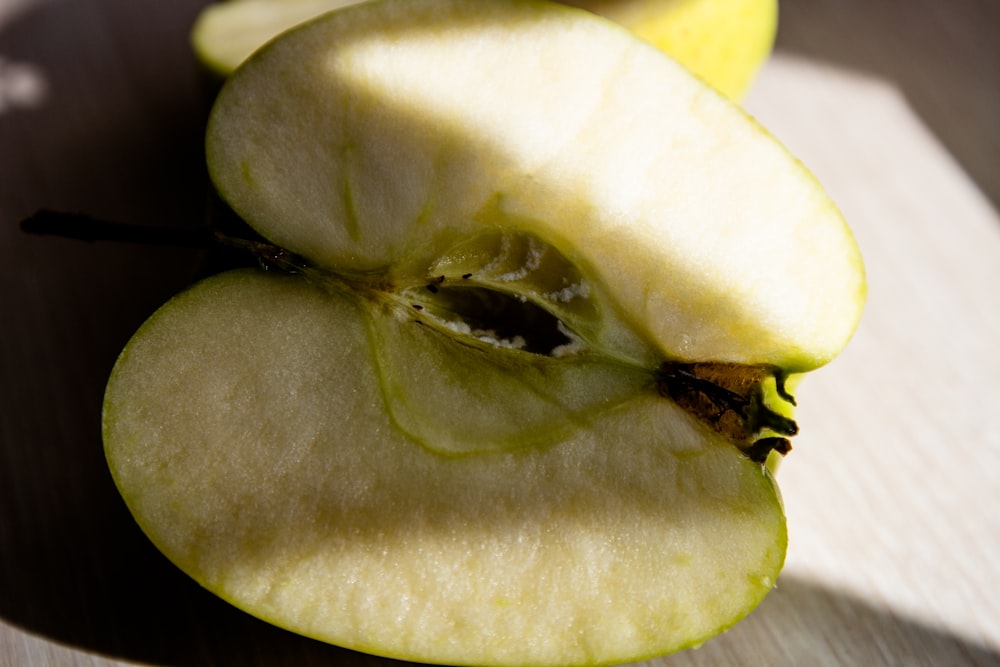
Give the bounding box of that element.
[105,270,786,665]
[206,0,863,370]
[104,1,864,665]
[191,0,777,99]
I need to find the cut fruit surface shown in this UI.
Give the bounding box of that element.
[105,270,786,666]
[206,0,864,370]
[192,0,778,99]
[105,1,865,665]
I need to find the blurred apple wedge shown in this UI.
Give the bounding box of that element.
[191,0,354,76]
[105,1,864,665]
[191,0,776,98]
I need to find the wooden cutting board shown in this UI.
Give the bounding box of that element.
[2,1,998,665]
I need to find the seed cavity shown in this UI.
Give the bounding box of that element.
[413,285,578,356]
[430,230,597,320]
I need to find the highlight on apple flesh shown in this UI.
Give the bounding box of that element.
[103,1,866,665]
[191,0,777,99]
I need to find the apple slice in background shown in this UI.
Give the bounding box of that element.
[104,1,865,665]
[565,0,777,99]
[191,0,776,99]
[191,0,355,76]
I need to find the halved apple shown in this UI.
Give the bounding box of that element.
[105,1,864,665]
[191,0,776,98]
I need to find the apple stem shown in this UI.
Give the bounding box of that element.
[20,209,309,273]
[20,209,216,248]
[655,362,799,463]
[773,370,797,406]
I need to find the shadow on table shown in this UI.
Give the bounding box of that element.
[657,576,1000,667]
[772,0,1000,211]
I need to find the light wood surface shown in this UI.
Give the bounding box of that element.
[2,1,998,666]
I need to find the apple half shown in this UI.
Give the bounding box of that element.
[104,1,865,665]
[191,0,776,98]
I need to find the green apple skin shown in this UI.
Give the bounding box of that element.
[191,0,777,99]
[104,1,864,665]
